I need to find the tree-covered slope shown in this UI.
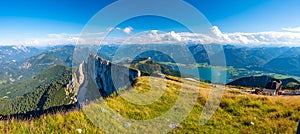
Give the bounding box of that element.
[129,57,184,77]
[0,45,74,85]
[0,65,75,116]
[226,75,300,88]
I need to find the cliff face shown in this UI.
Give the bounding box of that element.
[76,55,141,100]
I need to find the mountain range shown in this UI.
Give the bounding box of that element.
[0,44,300,117]
[93,44,300,76]
[0,45,74,85]
[1,44,300,85]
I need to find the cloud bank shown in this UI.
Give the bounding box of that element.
[119,26,300,46]
[2,26,300,46]
[282,27,300,32]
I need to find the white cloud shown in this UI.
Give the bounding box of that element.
[123,27,133,34]
[112,26,300,46]
[169,31,182,41]
[106,26,134,34]
[225,31,300,46]
[151,30,158,34]
[282,27,300,32]
[48,33,80,39]
[0,32,108,46]
[122,31,187,44]
[2,26,300,46]
[209,26,232,43]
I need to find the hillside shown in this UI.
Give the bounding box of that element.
[0,76,299,133]
[129,57,186,77]
[264,55,300,76]
[0,65,75,116]
[0,45,74,85]
[227,75,300,88]
[0,65,72,98]
[0,54,186,117]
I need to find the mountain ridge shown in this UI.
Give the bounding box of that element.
[227,75,300,88]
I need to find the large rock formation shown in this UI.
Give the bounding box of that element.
[76,55,141,102]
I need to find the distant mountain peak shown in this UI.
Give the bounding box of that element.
[12,45,30,52]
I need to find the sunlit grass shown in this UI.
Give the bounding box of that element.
[1,76,299,133]
[0,110,103,134]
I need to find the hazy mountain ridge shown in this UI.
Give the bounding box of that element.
[264,55,300,76]
[0,45,45,72]
[93,44,300,76]
[1,44,300,85]
[0,45,74,85]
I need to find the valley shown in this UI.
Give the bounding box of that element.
[0,44,300,133]
[1,76,299,133]
[2,1,300,133]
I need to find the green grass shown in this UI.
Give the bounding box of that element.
[0,110,103,134]
[0,80,7,85]
[1,76,299,133]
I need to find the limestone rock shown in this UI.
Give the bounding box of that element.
[76,55,141,101]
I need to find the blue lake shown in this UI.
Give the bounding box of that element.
[178,67,232,84]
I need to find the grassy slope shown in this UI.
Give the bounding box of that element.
[1,76,299,133]
[0,111,103,134]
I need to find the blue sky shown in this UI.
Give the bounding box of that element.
[1,0,300,46]
[187,0,300,32]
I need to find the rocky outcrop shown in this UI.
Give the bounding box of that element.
[76,55,141,100]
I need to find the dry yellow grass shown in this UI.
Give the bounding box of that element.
[1,76,299,133]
